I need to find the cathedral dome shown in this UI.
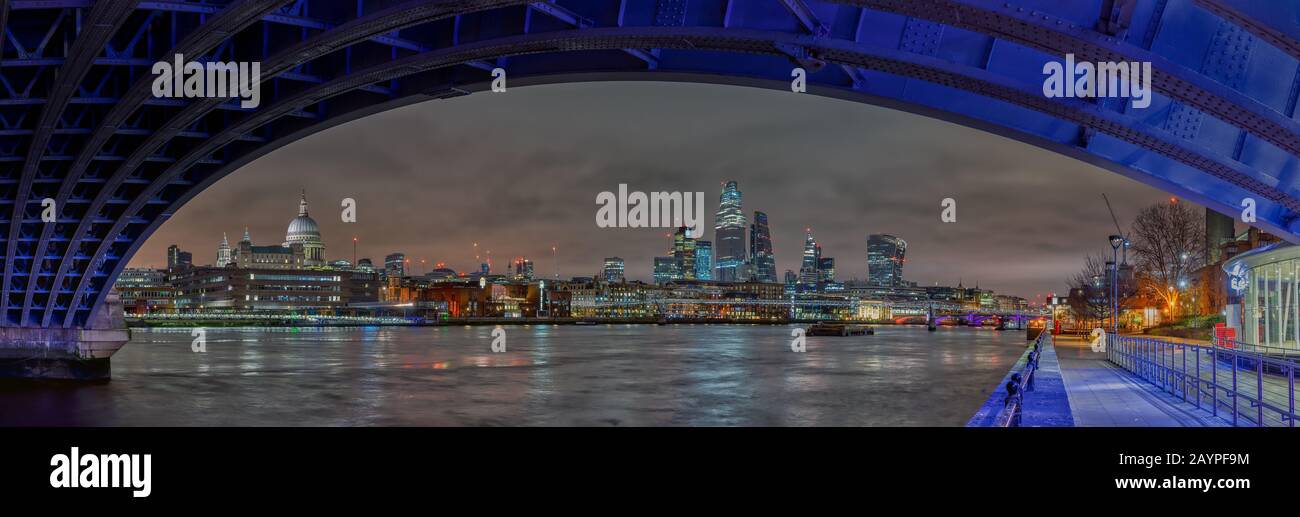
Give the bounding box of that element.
[287,214,320,239]
[284,191,325,266]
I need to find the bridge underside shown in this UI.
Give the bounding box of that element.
[3,0,1300,375]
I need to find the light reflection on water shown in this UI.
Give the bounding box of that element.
[0,325,1023,426]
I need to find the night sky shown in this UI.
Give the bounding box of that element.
[128,81,1184,299]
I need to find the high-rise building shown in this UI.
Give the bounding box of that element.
[167,245,193,272]
[385,253,406,278]
[357,258,375,273]
[818,257,835,283]
[784,269,797,285]
[216,233,232,267]
[798,231,819,285]
[713,181,747,282]
[673,226,697,280]
[1206,208,1235,264]
[695,240,713,280]
[867,234,907,287]
[602,257,626,283]
[749,211,776,282]
[513,257,534,281]
[283,191,326,267]
[653,256,678,285]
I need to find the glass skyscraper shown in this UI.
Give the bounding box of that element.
[867,234,907,286]
[653,256,678,285]
[673,226,697,280]
[714,181,747,282]
[798,231,820,285]
[749,211,776,282]
[695,240,713,280]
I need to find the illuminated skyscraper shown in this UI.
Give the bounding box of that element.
[385,252,406,278]
[513,257,534,281]
[602,257,625,283]
[749,211,776,282]
[694,241,713,280]
[673,226,697,280]
[798,230,819,285]
[713,181,747,282]
[818,257,835,283]
[167,244,193,272]
[867,234,907,287]
[653,256,678,285]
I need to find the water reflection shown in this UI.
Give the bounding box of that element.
[0,325,1025,426]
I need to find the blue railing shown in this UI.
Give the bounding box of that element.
[994,331,1047,427]
[1108,336,1299,427]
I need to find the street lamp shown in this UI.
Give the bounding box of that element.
[1109,235,1123,335]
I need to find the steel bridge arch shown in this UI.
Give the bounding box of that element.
[4,0,1300,331]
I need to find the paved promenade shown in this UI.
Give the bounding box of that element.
[1053,335,1227,427]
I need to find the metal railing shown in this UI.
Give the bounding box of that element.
[995,331,1047,427]
[1108,336,1299,427]
[1215,338,1300,360]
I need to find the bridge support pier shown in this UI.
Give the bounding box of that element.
[0,293,129,381]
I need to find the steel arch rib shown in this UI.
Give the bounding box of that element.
[48,0,533,326]
[73,26,1298,325]
[4,0,140,326]
[0,1,8,60]
[1193,0,1300,62]
[26,0,293,325]
[836,0,1300,175]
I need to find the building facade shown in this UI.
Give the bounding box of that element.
[867,234,907,287]
[385,253,406,279]
[172,267,377,312]
[713,181,747,282]
[694,241,713,281]
[749,211,776,283]
[117,268,175,314]
[673,226,697,281]
[602,257,625,283]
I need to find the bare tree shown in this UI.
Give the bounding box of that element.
[1129,201,1205,319]
[1067,253,1111,329]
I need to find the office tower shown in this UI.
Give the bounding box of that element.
[653,256,678,285]
[513,257,534,281]
[867,234,907,287]
[167,245,193,272]
[673,226,697,280]
[385,252,406,278]
[713,181,747,282]
[784,269,797,286]
[818,257,835,283]
[749,211,776,282]
[694,241,713,280]
[798,231,819,285]
[1206,208,1235,264]
[603,257,626,283]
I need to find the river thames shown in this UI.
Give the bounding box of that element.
[0,325,1026,426]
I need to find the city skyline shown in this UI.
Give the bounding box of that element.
[127,82,1185,299]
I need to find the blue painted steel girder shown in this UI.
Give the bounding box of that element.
[2,0,1300,329]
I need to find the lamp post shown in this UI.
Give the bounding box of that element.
[1109,234,1124,335]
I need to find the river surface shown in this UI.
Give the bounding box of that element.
[0,325,1026,426]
